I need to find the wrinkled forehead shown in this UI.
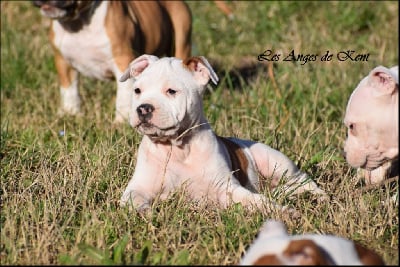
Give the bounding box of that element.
[346,76,369,107]
[137,57,195,86]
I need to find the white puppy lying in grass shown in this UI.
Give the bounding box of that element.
[119,55,327,214]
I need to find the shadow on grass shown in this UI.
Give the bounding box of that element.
[207,56,269,91]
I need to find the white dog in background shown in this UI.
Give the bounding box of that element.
[118,55,327,214]
[343,65,398,185]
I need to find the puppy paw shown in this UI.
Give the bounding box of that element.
[282,206,301,219]
[120,191,152,213]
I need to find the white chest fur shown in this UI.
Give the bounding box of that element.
[52,1,115,80]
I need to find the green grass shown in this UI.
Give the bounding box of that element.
[1,1,398,265]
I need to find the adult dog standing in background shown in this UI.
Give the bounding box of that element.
[32,1,192,123]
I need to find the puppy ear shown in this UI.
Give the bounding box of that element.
[183,56,219,86]
[368,65,398,97]
[259,220,288,238]
[119,55,159,82]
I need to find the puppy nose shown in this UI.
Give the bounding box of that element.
[136,104,154,122]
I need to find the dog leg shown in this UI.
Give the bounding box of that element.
[114,71,134,124]
[248,142,328,200]
[120,188,152,212]
[160,1,192,59]
[218,182,299,217]
[277,171,329,200]
[54,50,81,115]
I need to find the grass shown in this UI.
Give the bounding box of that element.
[1,0,398,265]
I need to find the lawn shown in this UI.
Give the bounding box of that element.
[1,1,398,265]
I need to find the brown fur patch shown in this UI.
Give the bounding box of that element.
[182,56,204,72]
[283,239,330,265]
[253,254,283,265]
[354,242,385,265]
[251,240,329,265]
[217,136,251,189]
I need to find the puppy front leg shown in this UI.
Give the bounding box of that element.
[120,177,154,212]
[54,49,81,115]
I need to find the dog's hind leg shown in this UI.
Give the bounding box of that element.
[246,142,328,199]
[220,184,298,216]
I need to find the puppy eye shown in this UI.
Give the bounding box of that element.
[349,123,357,135]
[167,88,177,95]
[134,88,141,94]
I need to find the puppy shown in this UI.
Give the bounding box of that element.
[343,66,398,184]
[32,0,192,123]
[240,220,385,265]
[118,55,327,213]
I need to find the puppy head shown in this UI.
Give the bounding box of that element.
[32,1,94,20]
[343,65,398,172]
[240,220,331,265]
[120,55,218,144]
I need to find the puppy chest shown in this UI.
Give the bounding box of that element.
[51,4,115,80]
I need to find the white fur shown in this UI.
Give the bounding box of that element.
[52,2,112,80]
[59,79,80,115]
[119,55,327,214]
[240,220,382,265]
[344,65,398,183]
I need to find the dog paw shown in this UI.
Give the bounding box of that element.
[57,107,83,117]
[282,206,301,219]
[316,191,330,202]
[120,193,151,213]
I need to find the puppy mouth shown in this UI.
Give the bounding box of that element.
[34,1,83,20]
[38,4,69,19]
[137,122,179,140]
[361,155,388,171]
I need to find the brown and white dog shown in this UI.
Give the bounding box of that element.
[240,220,385,265]
[118,55,327,214]
[32,0,192,123]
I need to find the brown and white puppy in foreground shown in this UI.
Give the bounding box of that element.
[343,66,398,185]
[118,54,327,214]
[32,0,192,123]
[240,220,385,265]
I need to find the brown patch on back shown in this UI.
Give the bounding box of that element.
[250,240,330,265]
[283,239,330,265]
[354,242,385,265]
[253,254,283,265]
[217,136,252,189]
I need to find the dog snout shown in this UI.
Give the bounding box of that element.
[32,0,75,8]
[32,1,46,7]
[136,104,154,122]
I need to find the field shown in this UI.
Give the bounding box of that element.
[1,1,398,265]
